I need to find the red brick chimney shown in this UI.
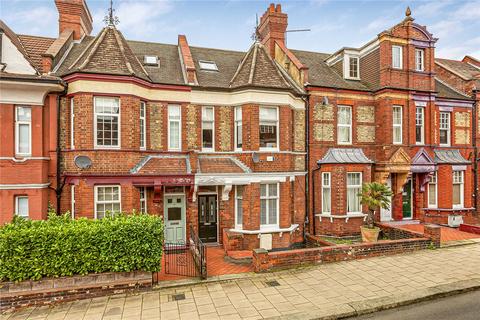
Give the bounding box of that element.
[178,35,197,85]
[258,3,288,58]
[463,56,480,69]
[55,0,93,40]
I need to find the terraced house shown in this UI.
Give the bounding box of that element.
[0,0,478,248]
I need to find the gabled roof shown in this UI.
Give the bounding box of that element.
[0,20,39,73]
[317,148,373,164]
[436,58,480,81]
[229,42,300,92]
[17,34,55,72]
[66,26,150,81]
[435,78,472,100]
[197,156,251,174]
[130,155,191,175]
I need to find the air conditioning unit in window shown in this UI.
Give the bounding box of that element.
[448,214,463,227]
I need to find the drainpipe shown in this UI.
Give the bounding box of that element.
[302,93,310,239]
[56,87,68,215]
[473,89,479,216]
[311,164,321,235]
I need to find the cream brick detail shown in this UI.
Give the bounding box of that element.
[294,109,306,151]
[357,106,375,123]
[218,106,232,151]
[149,102,163,149]
[185,104,198,149]
[455,112,470,128]
[455,129,470,144]
[294,155,305,171]
[357,125,375,143]
[313,123,334,142]
[313,103,334,121]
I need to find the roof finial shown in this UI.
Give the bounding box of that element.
[405,6,412,17]
[104,0,119,27]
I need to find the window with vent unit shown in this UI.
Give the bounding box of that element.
[199,60,218,71]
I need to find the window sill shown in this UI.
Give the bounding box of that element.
[229,224,299,235]
[315,213,367,223]
[259,148,279,152]
[94,146,121,150]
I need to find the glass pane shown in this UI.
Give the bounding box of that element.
[236,199,243,226]
[17,197,29,216]
[96,204,105,219]
[428,184,436,205]
[168,105,180,119]
[347,173,360,186]
[17,107,31,121]
[202,107,214,120]
[18,124,30,154]
[268,199,277,224]
[236,186,243,198]
[322,189,331,213]
[236,124,242,148]
[260,199,267,225]
[268,184,277,197]
[202,129,213,148]
[168,208,182,221]
[235,107,242,120]
[260,184,267,197]
[440,130,448,145]
[259,125,277,148]
[169,122,180,148]
[338,127,350,143]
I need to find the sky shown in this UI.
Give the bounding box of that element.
[1,0,479,59]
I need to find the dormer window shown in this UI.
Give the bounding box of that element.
[144,55,159,66]
[199,60,218,71]
[345,55,359,80]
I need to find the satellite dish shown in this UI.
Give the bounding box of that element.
[74,156,92,169]
[252,152,260,163]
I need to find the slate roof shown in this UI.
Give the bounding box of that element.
[434,149,470,164]
[317,148,373,164]
[435,78,471,100]
[436,58,480,81]
[130,155,191,175]
[65,26,150,81]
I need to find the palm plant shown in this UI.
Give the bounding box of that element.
[359,182,393,229]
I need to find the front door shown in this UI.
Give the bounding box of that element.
[164,195,186,243]
[380,175,393,221]
[402,179,413,219]
[198,195,217,243]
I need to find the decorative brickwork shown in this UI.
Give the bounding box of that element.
[356,125,375,142]
[356,105,375,123]
[217,106,232,151]
[455,111,471,127]
[313,123,334,141]
[313,103,334,121]
[455,129,470,144]
[149,102,164,150]
[293,109,305,151]
[185,104,199,149]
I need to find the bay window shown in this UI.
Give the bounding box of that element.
[428,172,437,208]
[393,106,402,144]
[259,107,278,149]
[234,106,242,150]
[260,183,279,228]
[415,107,424,144]
[15,196,29,218]
[168,105,181,150]
[140,101,146,150]
[202,106,214,150]
[322,172,331,214]
[337,106,352,144]
[95,185,121,219]
[15,106,31,156]
[347,172,362,214]
[452,171,464,208]
[94,97,120,148]
[439,112,450,146]
[235,185,243,229]
[140,187,147,214]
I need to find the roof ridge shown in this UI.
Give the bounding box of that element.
[17,34,56,41]
[248,43,258,85]
[229,42,256,87]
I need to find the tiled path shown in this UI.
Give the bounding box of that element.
[4,243,480,320]
[398,224,480,243]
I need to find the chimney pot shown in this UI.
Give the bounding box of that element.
[55,0,93,40]
[258,3,288,58]
[276,4,282,12]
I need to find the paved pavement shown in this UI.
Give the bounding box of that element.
[2,243,480,320]
[349,290,480,320]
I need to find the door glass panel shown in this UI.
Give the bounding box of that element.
[209,197,216,222]
[168,207,182,221]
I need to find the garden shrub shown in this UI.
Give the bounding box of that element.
[0,213,164,282]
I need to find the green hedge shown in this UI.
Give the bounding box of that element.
[0,213,164,282]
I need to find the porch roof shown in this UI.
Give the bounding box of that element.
[197,156,251,174]
[130,155,192,175]
[434,149,470,164]
[317,148,373,164]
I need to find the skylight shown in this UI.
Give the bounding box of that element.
[144,55,159,66]
[199,60,218,71]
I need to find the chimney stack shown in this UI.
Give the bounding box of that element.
[178,35,197,85]
[258,3,288,58]
[55,0,93,40]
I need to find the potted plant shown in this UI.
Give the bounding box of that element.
[359,182,393,242]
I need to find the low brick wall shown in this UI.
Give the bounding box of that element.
[253,225,441,273]
[0,271,152,312]
[459,224,480,235]
[376,222,426,240]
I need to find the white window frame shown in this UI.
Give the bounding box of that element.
[140,101,146,150]
[199,60,218,71]
[70,98,75,149]
[347,172,362,214]
[234,185,244,229]
[15,106,32,156]
[415,107,425,145]
[337,105,352,145]
[168,105,181,151]
[415,48,425,72]
[15,196,29,218]
[392,45,403,69]
[201,106,215,151]
[452,171,464,209]
[260,183,280,229]
[94,97,121,149]
[322,172,331,214]
[71,185,75,218]
[259,106,279,151]
[439,112,451,146]
[345,55,360,80]
[393,105,403,144]
[234,106,242,151]
[428,172,437,209]
[140,186,147,214]
[94,185,121,219]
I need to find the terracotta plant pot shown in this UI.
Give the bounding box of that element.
[361,226,380,242]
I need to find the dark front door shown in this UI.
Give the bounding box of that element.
[402,179,413,219]
[198,195,217,243]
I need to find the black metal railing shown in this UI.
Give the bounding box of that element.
[190,227,208,279]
